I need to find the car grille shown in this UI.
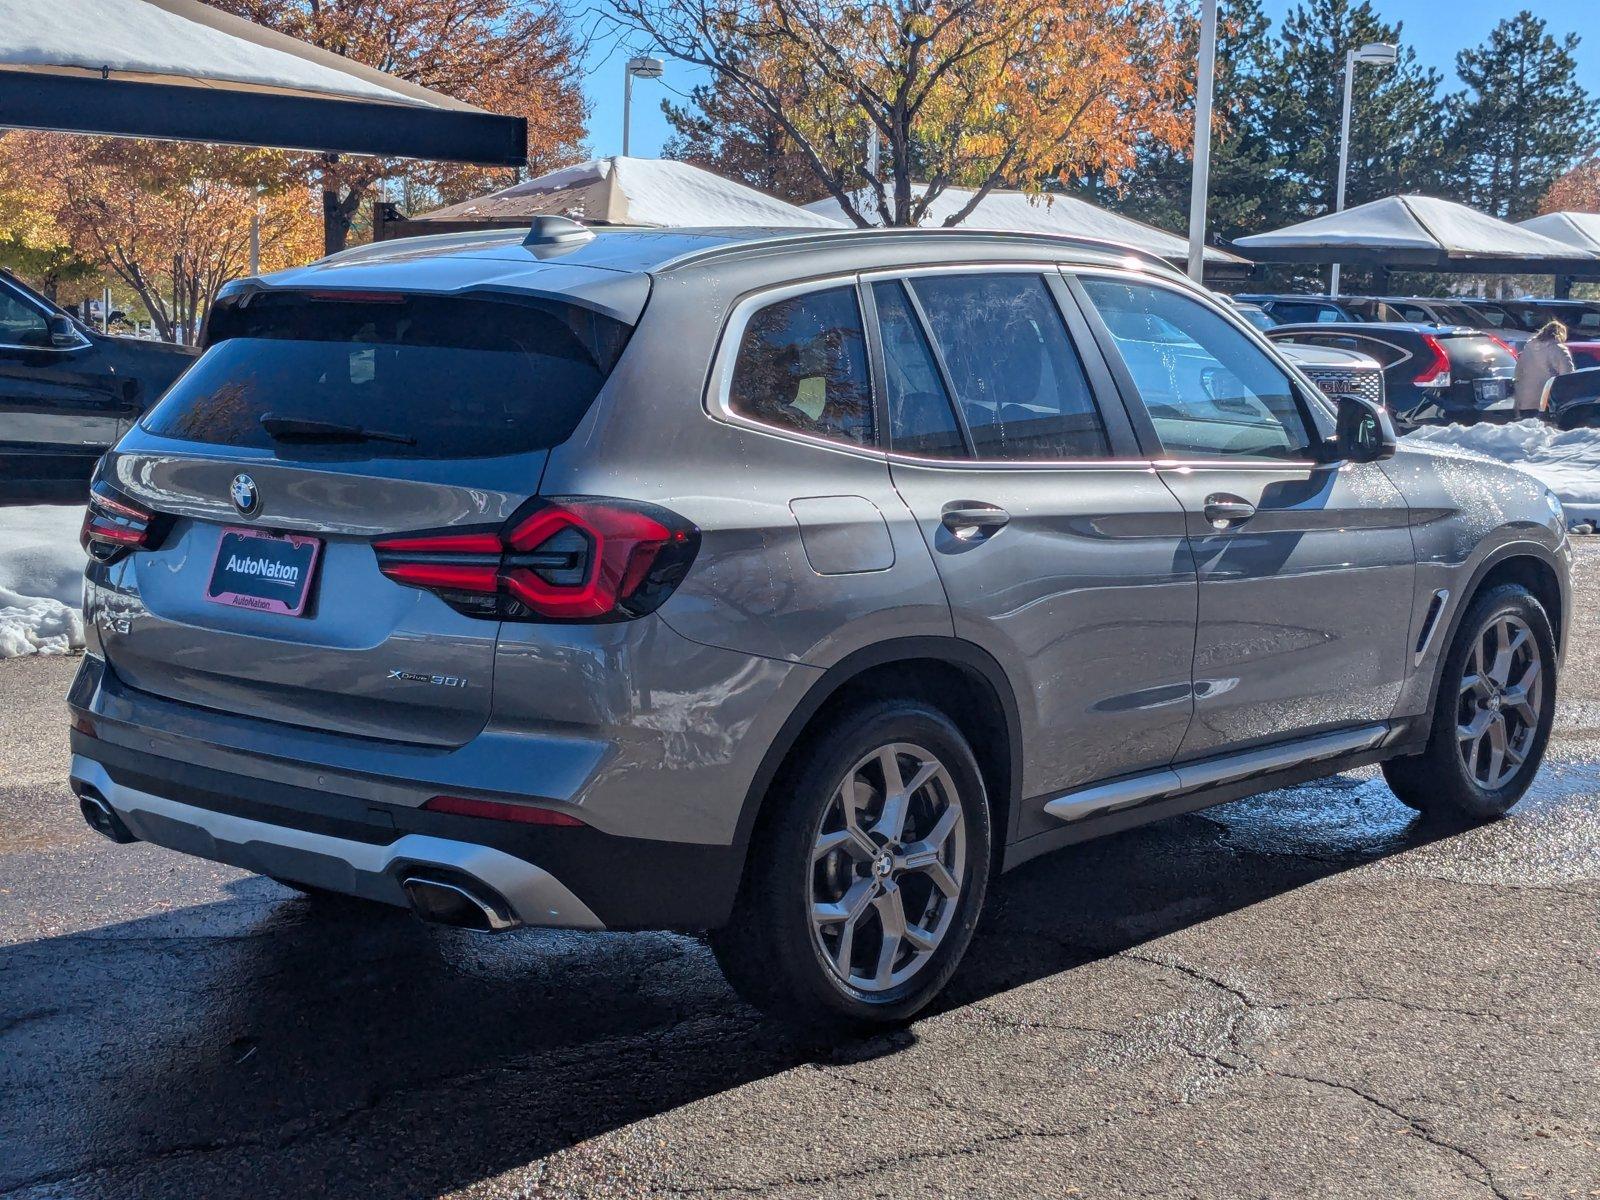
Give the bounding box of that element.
[1299,365,1385,407]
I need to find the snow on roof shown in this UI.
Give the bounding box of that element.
[1517,212,1600,256]
[417,157,844,228]
[1235,195,1595,262]
[0,0,478,110]
[802,185,1245,264]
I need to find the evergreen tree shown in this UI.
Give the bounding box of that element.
[662,75,829,206]
[1262,0,1452,221]
[1445,12,1600,221]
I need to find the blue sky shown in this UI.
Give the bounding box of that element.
[580,0,1599,161]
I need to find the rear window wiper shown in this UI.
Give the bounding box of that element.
[259,413,416,446]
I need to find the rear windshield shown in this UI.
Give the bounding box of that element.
[141,292,631,459]
[1441,334,1517,370]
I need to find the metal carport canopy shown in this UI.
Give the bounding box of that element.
[1233,194,1600,275]
[0,0,526,166]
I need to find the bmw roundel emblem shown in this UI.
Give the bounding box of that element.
[230,473,259,515]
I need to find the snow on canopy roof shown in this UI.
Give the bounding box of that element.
[0,0,477,109]
[1234,195,1596,264]
[1517,212,1600,256]
[416,157,845,229]
[801,185,1246,265]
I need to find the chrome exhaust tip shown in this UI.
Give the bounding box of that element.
[76,788,138,844]
[400,874,519,933]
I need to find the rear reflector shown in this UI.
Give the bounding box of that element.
[423,795,586,826]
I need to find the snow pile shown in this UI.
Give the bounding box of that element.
[0,505,87,658]
[1402,420,1600,522]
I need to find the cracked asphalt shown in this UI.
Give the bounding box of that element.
[4,548,1599,1199]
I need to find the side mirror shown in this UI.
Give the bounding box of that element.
[1334,393,1396,463]
[46,314,85,349]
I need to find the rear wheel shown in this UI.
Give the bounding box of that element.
[711,700,991,1026]
[1383,584,1555,821]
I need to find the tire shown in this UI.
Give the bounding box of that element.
[710,699,992,1027]
[1383,583,1556,822]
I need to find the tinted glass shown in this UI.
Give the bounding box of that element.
[0,285,49,347]
[1083,279,1313,460]
[1431,303,1486,327]
[1234,306,1277,331]
[728,286,872,446]
[910,273,1109,460]
[1440,333,1517,372]
[872,281,964,458]
[1271,301,1344,324]
[143,292,629,459]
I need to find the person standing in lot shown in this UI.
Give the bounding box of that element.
[1515,320,1575,417]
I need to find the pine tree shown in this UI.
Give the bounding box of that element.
[1445,12,1600,221]
[1262,0,1452,221]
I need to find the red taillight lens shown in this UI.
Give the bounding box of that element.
[1413,335,1453,387]
[1487,334,1519,359]
[422,794,586,826]
[80,483,159,562]
[374,497,699,623]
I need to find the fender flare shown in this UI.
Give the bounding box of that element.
[728,636,1024,860]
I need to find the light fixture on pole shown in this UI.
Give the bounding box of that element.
[1330,41,1398,296]
[1184,0,1219,283]
[622,55,665,158]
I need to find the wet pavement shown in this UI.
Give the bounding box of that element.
[3,547,1599,1199]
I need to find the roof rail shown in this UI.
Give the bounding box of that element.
[652,226,1186,277]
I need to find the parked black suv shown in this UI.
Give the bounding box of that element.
[0,271,195,499]
[1269,323,1518,426]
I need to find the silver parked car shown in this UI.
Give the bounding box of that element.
[70,224,1572,1025]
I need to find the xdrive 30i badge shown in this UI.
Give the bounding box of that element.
[388,669,469,688]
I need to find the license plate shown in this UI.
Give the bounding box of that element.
[205,527,322,616]
[1476,379,1508,403]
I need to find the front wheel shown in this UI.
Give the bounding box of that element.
[1383,583,1556,822]
[711,700,991,1027]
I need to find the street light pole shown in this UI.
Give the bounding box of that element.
[1185,0,1219,283]
[1330,42,1397,297]
[622,55,665,158]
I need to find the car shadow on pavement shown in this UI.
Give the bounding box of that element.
[2,771,1462,1199]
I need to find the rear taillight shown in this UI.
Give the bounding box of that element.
[1488,334,1519,359]
[374,497,699,623]
[80,483,162,563]
[1413,336,1453,388]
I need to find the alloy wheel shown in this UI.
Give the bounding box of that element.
[1457,613,1542,791]
[809,742,967,993]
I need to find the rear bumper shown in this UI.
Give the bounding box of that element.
[71,755,605,929]
[67,656,754,930]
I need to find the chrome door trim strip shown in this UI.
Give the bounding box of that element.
[1041,722,1391,823]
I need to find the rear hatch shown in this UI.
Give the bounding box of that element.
[89,287,632,747]
[1440,331,1517,410]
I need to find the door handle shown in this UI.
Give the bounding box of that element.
[1202,494,1257,529]
[941,501,1010,539]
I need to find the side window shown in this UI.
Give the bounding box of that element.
[0,284,50,347]
[727,285,873,447]
[871,281,964,458]
[908,273,1110,460]
[1351,337,1407,367]
[1081,278,1314,461]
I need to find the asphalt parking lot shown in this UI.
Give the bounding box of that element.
[3,547,1598,1199]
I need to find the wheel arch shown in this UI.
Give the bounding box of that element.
[729,638,1023,874]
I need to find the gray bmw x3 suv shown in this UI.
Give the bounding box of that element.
[69,223,1571,1025]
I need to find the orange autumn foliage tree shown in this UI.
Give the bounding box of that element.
[615,0,1188,226]
[208,0,588,251]
[1541,157,1600,214]
[0,133,321,343]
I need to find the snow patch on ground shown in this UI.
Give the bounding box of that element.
[1402,420,1600,524]
[0,505,87,658]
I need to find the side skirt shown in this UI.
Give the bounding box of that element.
[1001,724,1420,873]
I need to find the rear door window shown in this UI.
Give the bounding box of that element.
[726,285,873,447]
[872,281,965,458]
[142,292,631,459]
[908,272,1110,460]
